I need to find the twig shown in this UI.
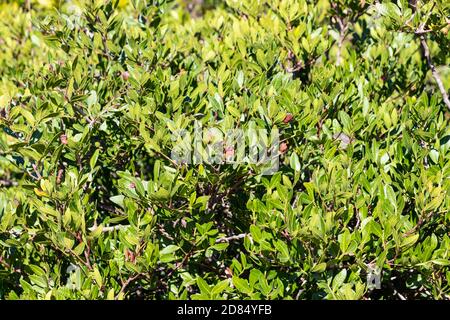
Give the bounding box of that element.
[216,233,247,243]
[295,278,306,300]
[333,4,367,66]
[0,179,18,187]
[165,246,196,279]
[88,224,130,232]
[157,224,175,241]
[0,256,22,274]
[24,0,30,12]
[402,209,447,237]
[396,290,407,300]
[412,1,450,110]
[31,163,42,181]
[84,240,92,270]
[414,29,433,34]
[336,19,349,66]
[225,174,250,197]
[419,36,450,110]
[116,273,141,300]
[67,247,93,271]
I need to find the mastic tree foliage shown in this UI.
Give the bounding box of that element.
[0,0,449,300]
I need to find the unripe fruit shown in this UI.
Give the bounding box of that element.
[122,71,130,81]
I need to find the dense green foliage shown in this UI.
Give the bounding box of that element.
[0,0,450,300]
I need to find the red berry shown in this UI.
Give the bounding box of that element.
[283,113,293,123]
[224,146,234,159]
[122,71,130,81]
[279,142,288,153]
[60,134,68,145]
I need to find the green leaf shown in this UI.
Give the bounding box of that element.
[86,90,97,108]
[90,149,100,168]
[197,277,211,296]
[311,262,327,273]
[29,275,48,288]
[232,276,252,295]
[159,245,179,255]
[332,269,347,290]
[93,266,103,288]
[107,288,115,300]
[110,195,125,208]
[289,152,301,172]
[211,279,230,296]
[401,234,419,248]
[274,240,290,263]
[428,259,450,266]
[249,225,262,243]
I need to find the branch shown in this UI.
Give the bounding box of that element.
[116,273,141,300]
[216,233,247,243]
[414,29,433,35]
[157,223,175,241]
[0,179,18,187]
[333,3,367,66]
[24,0,30,12]
[419,35,450,110]
[88,224,130,232]
[336,18,349,66]
[411,1,450,110]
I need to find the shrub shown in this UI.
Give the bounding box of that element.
[0,0,449,300]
